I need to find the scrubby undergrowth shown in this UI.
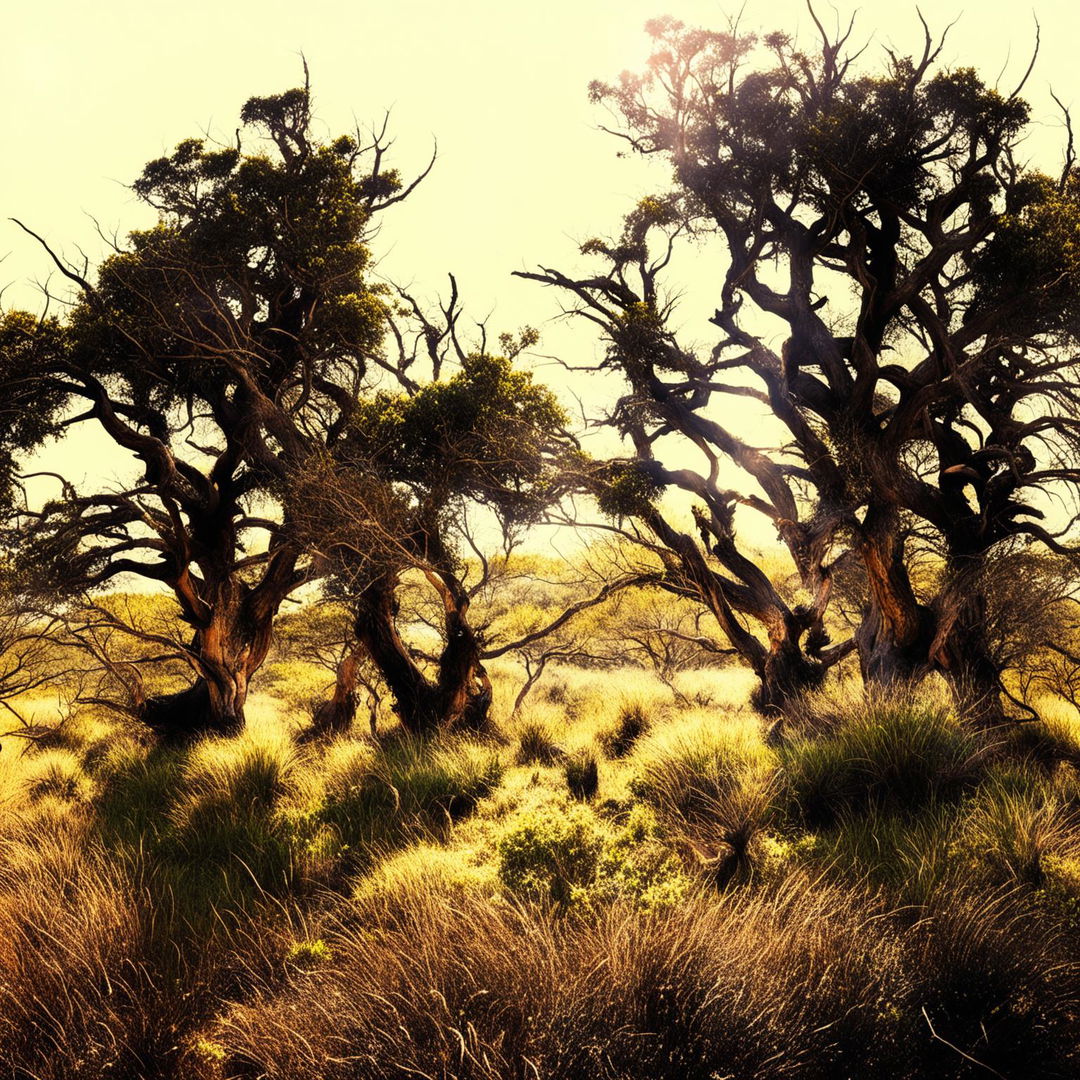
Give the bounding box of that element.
[2,667,1079,1079]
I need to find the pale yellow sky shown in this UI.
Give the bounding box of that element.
[4,0,1080,517]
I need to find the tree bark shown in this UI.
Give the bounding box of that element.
[855,507,936,684]
[856,514,1005,725]
[142,580,283,740]
[753,638,827,714]
[305,646,364,740]
[351,570,491,736]
[929,573,1004,727]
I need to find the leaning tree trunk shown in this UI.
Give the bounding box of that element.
[645,510,836,717]
[429,566,492,731]
[353,572,438,735]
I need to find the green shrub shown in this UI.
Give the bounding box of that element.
[594,804,691,908]
[497,805,603,904]
[286,938,333,968]
[258,660,332,715]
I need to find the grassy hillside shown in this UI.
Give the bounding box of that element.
[1,665,1079,1079]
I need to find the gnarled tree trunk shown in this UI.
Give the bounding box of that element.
[855,507,937,685]
[352,569,491,736]
[856,514,1004,726]
[929,568,1004,728]
[645,509,843,717]
[143,568,293,741]
[307,645,363,739]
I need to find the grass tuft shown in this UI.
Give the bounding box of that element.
[564,748,599,800]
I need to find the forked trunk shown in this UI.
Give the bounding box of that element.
[646,510,835,717]
[856,507,936,684]
[857,516,1005,726]
[353,571,491,736]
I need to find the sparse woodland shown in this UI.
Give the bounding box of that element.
[5,10,1080,1079]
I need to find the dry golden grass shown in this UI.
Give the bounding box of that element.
[0,671,1078,1079]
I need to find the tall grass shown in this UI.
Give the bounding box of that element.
[200,873,1080,1080]
[0,811,193,1078]
[316,732,503,867]
[629,713,778,873]
[781,688,985,826]
[3,674,1079,1080]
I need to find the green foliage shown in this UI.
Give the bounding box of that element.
[497,805,604,904]
[74,83,392,411]
[595,460,663,519]
[971,169,1080,335]
[257,660,331,714]
[286,938,333,968]
[0,312,66,509]
[592,803,691,907]
[345,353,568,522]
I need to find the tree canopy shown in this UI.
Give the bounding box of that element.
[0,80,429,736]
[521,13,1080,723]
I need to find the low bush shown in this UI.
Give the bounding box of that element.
[497,805,604,904]
[782,691,984,826]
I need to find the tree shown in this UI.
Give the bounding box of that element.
[520,197,855,715]
[1,80,428,738]
[287,335,577,736]
[523,12,1080,723]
